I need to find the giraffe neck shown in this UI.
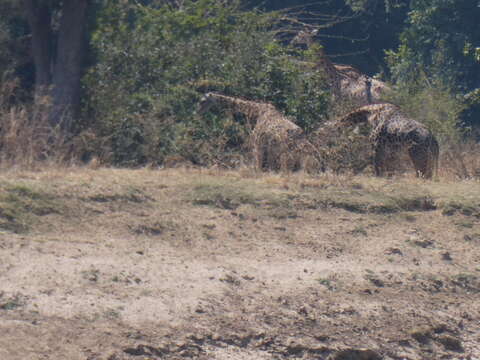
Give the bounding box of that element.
[315,47,338,84]
[368,104,400,128]
[338,108,371,128]
[365,78,372,104]
[209,94,269,122]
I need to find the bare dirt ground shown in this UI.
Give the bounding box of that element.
[0,167,479,359]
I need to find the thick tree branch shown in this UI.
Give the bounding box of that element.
[50,0,89,130]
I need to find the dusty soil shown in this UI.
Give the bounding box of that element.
[0,168,479,359]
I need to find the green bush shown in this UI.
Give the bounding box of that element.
[84,0,329,166]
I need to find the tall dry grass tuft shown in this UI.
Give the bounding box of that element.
[0,80,70,170]
[439,141,480,180]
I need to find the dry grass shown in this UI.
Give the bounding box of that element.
[439,141,480,180]
[1,166,478,236]
[0,80,70,170]
[0,182,63,233]
[185,167,480,224]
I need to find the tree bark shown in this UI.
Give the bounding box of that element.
[25,0,53,98]
[50,0,89,131]
[25,0,89,133]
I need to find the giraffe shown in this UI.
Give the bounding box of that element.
[336,103,439,179]
[198,92,322,172]
[291,29,390,106]
[291,29,341,98]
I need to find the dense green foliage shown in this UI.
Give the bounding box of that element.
[84,0,329,165]
[0,1,30,95]
[387,0,480,91]
[385,0,480,128]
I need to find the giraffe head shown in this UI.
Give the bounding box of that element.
[197,92,220,114]
[291,28,319,49]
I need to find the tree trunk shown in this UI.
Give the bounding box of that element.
[25,0,53,98]
[49,0,89,132]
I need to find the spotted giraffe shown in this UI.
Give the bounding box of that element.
[336,103,439,178]
[291,29,390,106]
[291,29,341,98]
[198,92,322,172]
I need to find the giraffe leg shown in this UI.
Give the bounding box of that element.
[382,143,401,177]
[268,138,282,171]
[254,148,261,170]
[425,141,439,179]
[431,138,440,178]
[374,142,387,177]
[253,142,264,171]
[408,145,431,178]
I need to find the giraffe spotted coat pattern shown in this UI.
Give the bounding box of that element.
[337,103,439,178]
[198,93,322,172]
[291,29,390,106]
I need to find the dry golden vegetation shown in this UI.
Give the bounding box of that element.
[1,166,479,234]
[0,81,70,170]
[0,166,479,359]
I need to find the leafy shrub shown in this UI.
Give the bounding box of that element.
[311,126,373,175]
[84,0,329,166]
